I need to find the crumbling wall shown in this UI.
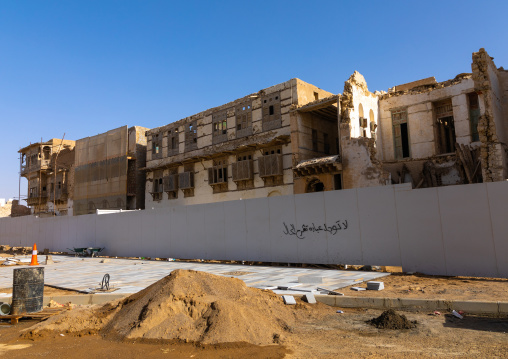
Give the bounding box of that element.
[10,200,31,217]
[472,48,508,181]
[378,75,476,162]
[340,72,388,188]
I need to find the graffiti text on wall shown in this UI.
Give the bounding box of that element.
[283,220,348,239]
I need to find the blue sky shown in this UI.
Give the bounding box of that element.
[1,0,507,200]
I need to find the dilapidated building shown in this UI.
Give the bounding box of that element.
[19,138,76,216]
[145,79,335,207]
[339,48,507,190]
[73,126,148,215]
[145,48,508,207]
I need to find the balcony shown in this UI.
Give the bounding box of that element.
[26,191,48,206]
[20,159,51,176]
[258,154,283,178]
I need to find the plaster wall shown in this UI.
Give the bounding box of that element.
[2,182,506,278]
[378,79,477,161]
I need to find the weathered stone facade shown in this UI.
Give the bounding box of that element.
[19,139,76,216]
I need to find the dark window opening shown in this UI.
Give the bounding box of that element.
[468,92,480,142]
[314,92,319,101]
[400,123,410,158]
[269,105,274,115]
[312,129,318,152]
[435,100,456,154]
[323,133,330,154]
[334,174,342,190]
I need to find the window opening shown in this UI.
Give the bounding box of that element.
[434,99,456,154]
[392,109,410,159]
[468,93,480,142]
[312,130,318,152]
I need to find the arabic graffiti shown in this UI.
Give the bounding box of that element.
[283,220,348,239]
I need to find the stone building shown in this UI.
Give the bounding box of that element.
[73,126,148,215]
[145,48,508,207]
[339,48,508,189]
[19,138,76,216]
[145,79,336,208]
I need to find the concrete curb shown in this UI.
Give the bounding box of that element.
[310,295,508,316]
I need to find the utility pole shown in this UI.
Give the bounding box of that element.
[53,133,66,216]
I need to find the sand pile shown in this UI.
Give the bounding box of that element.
[26,270,296,345]
[367,309,417,329]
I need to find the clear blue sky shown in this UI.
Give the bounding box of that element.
[1,0,507,200]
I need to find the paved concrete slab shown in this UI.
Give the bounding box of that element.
[0,255,389,295]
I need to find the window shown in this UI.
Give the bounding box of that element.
[212,111,228,144]
[232,154,254,182]
[391,109,410,159]
[163,169,179,199]
[259,147,283,178]
[180,163,195,197]
[262,92,282,131]
[151,170,163,201]
[185,121,198,151]
[152,133,162,159]
[167,128,179,156]
[314,92,319,101]
[324,133,330,155]
[434,99,456,154]
[208,158,228,193]
[334,174,342,190]
[312,130,318,152]
[236,101,253,138]
[468,92,480,142]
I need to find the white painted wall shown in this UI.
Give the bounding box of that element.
[1,182,507,278]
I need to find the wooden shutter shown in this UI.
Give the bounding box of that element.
[258,156,266,177]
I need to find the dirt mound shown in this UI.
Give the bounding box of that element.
[25,270,296,345]
[367,309,417,329]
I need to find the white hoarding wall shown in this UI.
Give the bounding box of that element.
[1,182,506,278]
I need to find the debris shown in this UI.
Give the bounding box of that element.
[367,281,384,290]
[451,310,463,319]
[351,287,366,291]
[317,287,344,296]
[282,295,297,305]
[298,275,323,284]
[60,333,64,336]
[302,293,316,304]
[100,259,110,263]
[367,310,417,329]
[433,311,441,316]
[336,310,344,314]
[44,255,54,265]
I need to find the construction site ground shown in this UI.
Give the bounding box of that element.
[0,254,507,358]
[0,301,507,358]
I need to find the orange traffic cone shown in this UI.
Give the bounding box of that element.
[30,243,39,266]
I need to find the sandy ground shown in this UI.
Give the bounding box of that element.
[0,286,85,296]
[341,273,508,301]
[0,300,506,358]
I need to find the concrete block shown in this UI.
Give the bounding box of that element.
[303,293,316,304]
[498,302,508,315]
[44,255,54,265]
[367,281,384,290]
[282,295,296,305]
[351,287,366,291]
[298,275,323,284]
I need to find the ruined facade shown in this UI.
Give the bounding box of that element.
[145,79,335,208]
[338,48,507,189]
[144,49,508,207]
[19,139,76,216]
[73,126,148,215]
